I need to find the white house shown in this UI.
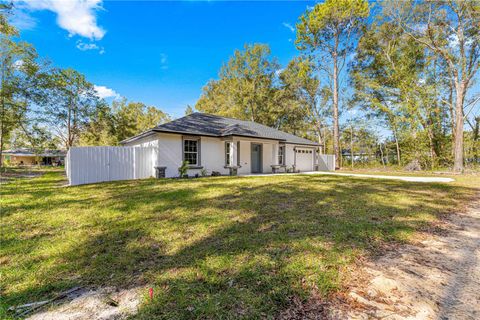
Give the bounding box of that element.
[121,112,329,178]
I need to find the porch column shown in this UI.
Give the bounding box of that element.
[272,143,279,165]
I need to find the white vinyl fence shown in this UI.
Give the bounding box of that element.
[66,146,156,186]
[317,154,335,171]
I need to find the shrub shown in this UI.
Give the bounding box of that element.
[178,161,189,178]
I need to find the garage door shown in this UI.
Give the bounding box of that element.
[295,148,314,171]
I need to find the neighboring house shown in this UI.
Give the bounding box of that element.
[2,149,66,166]
[341,149,375,163]
[121,112,324,178]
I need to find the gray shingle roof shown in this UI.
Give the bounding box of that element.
[124,113,319,146]
[3,148,66,156]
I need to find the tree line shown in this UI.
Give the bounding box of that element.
[0,4,169,166]
[1,1,479,172]
[195,0,479,172]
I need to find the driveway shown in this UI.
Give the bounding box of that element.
[246,171,455,183]
[332,192,480,319]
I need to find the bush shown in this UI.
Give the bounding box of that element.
[178,161,189,178]
[404,159,422,171]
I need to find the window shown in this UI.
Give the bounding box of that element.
[225,142,232,166]
[225,141,241,166]
[278,146,285,165]
[183,139,199,165]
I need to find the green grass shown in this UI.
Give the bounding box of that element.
[1,171,478,319]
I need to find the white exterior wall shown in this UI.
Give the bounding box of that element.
[127,133,230,177]
[285,144,296,169]
[237,140,251,175]
[262,143,273,173]
[190,136,229,177]
[125,133,323,177]
[157,133,182,177]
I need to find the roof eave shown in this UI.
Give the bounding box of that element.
[119,129,156,145]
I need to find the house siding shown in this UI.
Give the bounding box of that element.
[125,133,318,177]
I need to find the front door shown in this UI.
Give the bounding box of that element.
[251,143,262,173]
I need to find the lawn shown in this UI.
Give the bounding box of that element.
[1,170,478,319]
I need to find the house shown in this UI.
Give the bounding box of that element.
[121,112,329,178]
[341,148,375,163]
[2,148,66,166]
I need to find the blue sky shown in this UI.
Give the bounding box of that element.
[12,1,318,118]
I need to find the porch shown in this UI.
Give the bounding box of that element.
[222,137,335,175]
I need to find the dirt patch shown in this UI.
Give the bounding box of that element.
[27,286,144,320]
[0,170,43,184]
[329,193,480,319]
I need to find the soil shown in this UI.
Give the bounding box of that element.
[328,193,480,320]
[27,286,144,320]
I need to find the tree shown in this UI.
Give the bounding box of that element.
[296,0,369,168]
[352,20,425,166]
[0,6,46,166]
[185,105,194,115]
[9,125,60,153]
[196,44,282,128]
[43,68,100,149]
[78,101,117,146]
[112,99,170,143]
[196,43,311,135]
[387,0,480,172]
[278,57,328,145]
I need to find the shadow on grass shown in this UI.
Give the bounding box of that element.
[1,173,477,319]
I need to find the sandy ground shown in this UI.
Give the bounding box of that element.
[247,171,455,183]
[330,192,480,320]
[26,287,144,320]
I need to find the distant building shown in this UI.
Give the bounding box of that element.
[2,149,66,166]
[341,149,374,162]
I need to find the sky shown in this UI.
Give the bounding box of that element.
[11,0,319,119]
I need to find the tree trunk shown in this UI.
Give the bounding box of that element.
[453,83,465,172]
[392,127,401,166]
[0,123,4,168]
[473,117,479,162]
[350,125,354,170]
[332,39,340,169]
[0,62,6,168]
[427,128,436,170]
[316,122,324,153]
[379,143,386,167]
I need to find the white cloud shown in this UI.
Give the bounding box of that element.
[19,0,105,40]
[282,22,295,33]
[14,60,25,68]
[76,40,105,54]
[94,85,120,99]
[76,41,98,51]
[448,34,459,49]
[9,7,37,30]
